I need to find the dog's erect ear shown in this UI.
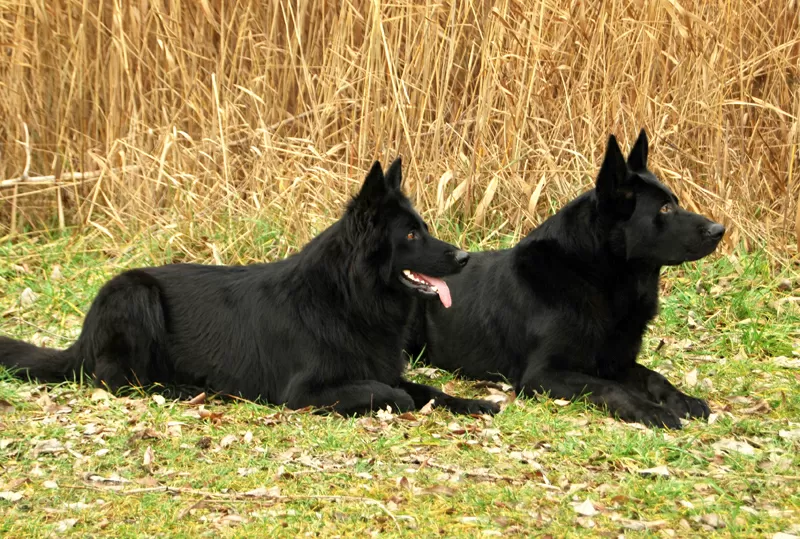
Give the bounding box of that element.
[627,129,648,171]
[596,134,636,218]
[355,160,387,205]
[596,135,628,200]
[385,157,403,191]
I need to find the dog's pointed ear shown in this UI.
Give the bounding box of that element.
[385,157,403,191]
[627,129,648,171]
[596,134,628,202]
[355,160,388,204]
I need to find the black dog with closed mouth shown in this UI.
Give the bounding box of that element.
[413,131,724,428]
[0,159,499,417]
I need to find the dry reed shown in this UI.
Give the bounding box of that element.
[0,0,798,257]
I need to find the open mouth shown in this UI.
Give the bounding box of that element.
[400,270,452,308]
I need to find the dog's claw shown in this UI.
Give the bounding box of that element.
[622,404,682,430]
[665,394,710,420]
[446,397,501,415]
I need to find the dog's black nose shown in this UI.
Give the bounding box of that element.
[706,223,726,241]
[453,250,470,267]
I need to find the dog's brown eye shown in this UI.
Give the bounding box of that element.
[406,230,418,240]
[660,204,673,214]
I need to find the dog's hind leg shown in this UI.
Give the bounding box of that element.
[79,270,170,393]
[520,367,683,429]
[396,379,499,415]
[285,380,416,416]
[618,364,710,420]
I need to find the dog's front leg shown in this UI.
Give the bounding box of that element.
[619,364,710,420]
[520,367,683,429]
[285,380,415,416]
[396,379,500,415]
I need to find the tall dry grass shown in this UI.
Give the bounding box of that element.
[1,0,798,257]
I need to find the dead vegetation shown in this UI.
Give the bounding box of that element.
[0,1,799,256]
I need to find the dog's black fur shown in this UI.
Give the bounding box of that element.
[0,159,499,416]
[413,131,725,428]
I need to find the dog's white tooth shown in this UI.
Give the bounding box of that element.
[431,286,438,292]
[403,269,411,276]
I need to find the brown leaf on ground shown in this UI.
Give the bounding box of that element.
[220,434,237,448]
[54,519,78,533]
[447,422,466,435]
[198,409,224,424]
[620,519,668,531]
[244,486,281,498]
[638,465,670,477]
[573,499,599,516]
[418,399,435,415]
[740,400,771,415]
[142,446,155,472]
[712,439,756,456]
[90,388,112,402]
[0,491,23,502]
[0,399,15,414]
[417,484,457,497]
[188,392,206,405]
[31,438,65,457]
[129,428,164,444]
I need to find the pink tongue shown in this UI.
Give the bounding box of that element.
[420,274,452,308]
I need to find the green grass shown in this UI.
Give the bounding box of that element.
[1,227,799,538]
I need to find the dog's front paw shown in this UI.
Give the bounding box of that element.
[665,393,710,420]
[620,403,682,429]
[444,397,501,415]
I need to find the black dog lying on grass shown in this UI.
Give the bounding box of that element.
[0,159,499,417]
[413,130,724,428]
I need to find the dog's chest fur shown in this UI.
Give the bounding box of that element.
[594,267,660,378]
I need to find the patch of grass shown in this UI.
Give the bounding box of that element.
[1,231,799,537]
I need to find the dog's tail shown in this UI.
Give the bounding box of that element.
[0,336,82,382]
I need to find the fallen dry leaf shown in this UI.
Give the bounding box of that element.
[0,491,23,502]
[779,429,800,440]
[50,265,63,281]
[54,518,78,533]
[376,406,395,421]
[20,288,37,307]
[573,499,599,517]
[699,513,725,529]
[166,422,184,438]
[740,400,771,415]
[142,446,155,472]
[638,465,670,477]
[32,438,65,457]
[684,369,698,388]
[0,399,15,414]
[447,422,466,435]
[43,480,59,489]
[91,388,112,402]
[418,399,435,415]
[198,409,224,424]
[244,486,281,498]
[552,399,571,407]
[151,394,166,406]
[713,439,756,456]
[188,392,206,405]
[87,473,129,484]
[220,434,237,448]
[774,356,800,369]
[418,484,457,497]
[620,519,668,531]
